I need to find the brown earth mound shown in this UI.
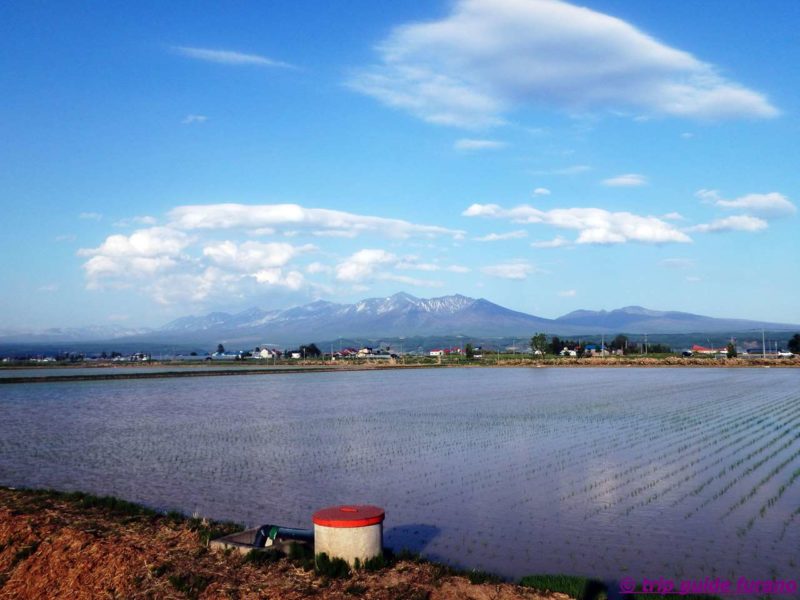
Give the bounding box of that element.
[0,489,570,600]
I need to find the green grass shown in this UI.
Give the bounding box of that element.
[520,574,608,600]
[167,572,211,600]
[315,552,351,579]
[243,549,282,565]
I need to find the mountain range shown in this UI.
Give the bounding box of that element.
[1,293,797,349]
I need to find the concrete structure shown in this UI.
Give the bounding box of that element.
[312,505,384,566]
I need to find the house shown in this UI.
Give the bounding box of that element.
[254,347,280,359]
[429,349,445,357]
[692,344,727,355]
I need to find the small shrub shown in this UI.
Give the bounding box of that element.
[315,552,351,579]
[467,569,503,585]
[167,572,211,600]
[363,554,387,572]
[243,549,282,565]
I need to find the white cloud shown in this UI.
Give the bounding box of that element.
[182,114,208,125]
[169,203,464,239]
[681,132,694,139]
[395,258,442,271]
[531,236,571,248]
[349,0,777,126]
[79,227,190,259]
[78,227,192,288]
[695,188,721,203]
[38,283,59,292]
[306,262,332,275]
[602,173,648,187]
[473,230,528,242]
[687,215,768,233]
[464,203,691,244]
[662,212,686,221]
[558,289,577,297]
[454,138,507,151]
[532,187,551,196]
[481,260,534,280]
[335,249,397,282]
[202,240,314,272]
[714,192,796,218]
[79,212,102,221]
[173,46,294,69]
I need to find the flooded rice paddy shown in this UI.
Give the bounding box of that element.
[1,367,798,583]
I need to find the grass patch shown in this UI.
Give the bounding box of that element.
[315,552,351,579]
[186,517,242,545]
[467,569,503,585]
[167,572,211,600]
[520,574,608,600]
[288,541,315,571]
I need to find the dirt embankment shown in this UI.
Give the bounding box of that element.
[0,489,569,600]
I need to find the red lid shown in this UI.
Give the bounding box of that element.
[312,505,385,528]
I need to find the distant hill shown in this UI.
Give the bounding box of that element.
[1,293,797,350]
[555,305,795,334]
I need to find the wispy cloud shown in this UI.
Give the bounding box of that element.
[454,138,507,151]
[182,114,208,124]
[481,260,535,280]
[530,165,592,176]
[602,173,648,187]
[113,215,158,228]
[714,192,796,218]
[79,212,102,221]
[558,289,577,297]
[349,0,777,127]
[473,230,528,242]
[659,258,695,269]
[687,215,768,233]
[532,187,551,196]
[464,203,690,244]
[169,203,465,239]
[531,236,571,249]
[173,46,294,69]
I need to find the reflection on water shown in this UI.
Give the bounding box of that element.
[1,367,798,583]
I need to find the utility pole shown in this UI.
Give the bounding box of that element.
[762,329,766,359]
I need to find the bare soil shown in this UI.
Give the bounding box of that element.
[0,488,571,600]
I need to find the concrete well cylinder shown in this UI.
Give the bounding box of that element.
[312,505,384,566]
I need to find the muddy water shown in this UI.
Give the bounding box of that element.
[1,367,798,586]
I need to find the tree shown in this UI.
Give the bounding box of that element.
[300,343,321,358]
[788,334,800,354]
[465,343,474,359]
[217,344,225,355]
[530,333,547,356]
[727,342,737,358]
[549,336,562,355]
[610,334,628,352]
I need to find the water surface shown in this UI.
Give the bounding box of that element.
[1,367,798,585]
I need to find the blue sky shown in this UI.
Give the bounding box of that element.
[1,0,798,329]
